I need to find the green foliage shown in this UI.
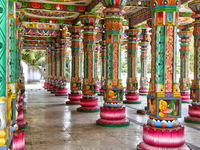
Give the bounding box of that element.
[22,50,45,66]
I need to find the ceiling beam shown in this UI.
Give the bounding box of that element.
[17,2,87,13]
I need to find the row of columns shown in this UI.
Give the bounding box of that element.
[42,0,200,149]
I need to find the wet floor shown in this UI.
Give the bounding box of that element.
[24,84,200,150]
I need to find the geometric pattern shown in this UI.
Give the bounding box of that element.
[0,0,6,97]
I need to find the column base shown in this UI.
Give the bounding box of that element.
[137,142,190,150]
[77,98,99,112]
[13,130,25,150]
[18,100,23,108]
[96,119,130,127]
[181,93,191,103]
[51,86,59,94]
[139,88,148,96]
[184,116,200,124]
[124,93,141,104]
[23,102,26,106]
[96,107,130,127]
[66,94,82,105]
[55,88,68,96]
[18,121,28,130]
[47,84,54,91]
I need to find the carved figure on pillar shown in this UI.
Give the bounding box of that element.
[137,0,190,149]
[77,14,100,112]
[67,26,83,105]
[185,1,200,123]
[55,26,68,96]
[96,0,130,127]
[124,29,141,104]
[139,29,150,96]
[178,26,193,103]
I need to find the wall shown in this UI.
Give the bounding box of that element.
[21,59,44,83]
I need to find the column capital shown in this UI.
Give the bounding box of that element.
[68,26,82,35]
[150,0,180,12]
[80,14,101,26]
[189,0,200,13]
[101,0,128,7]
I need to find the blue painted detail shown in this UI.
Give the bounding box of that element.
[148,118,179,128]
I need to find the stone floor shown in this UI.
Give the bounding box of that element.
[24,84,200,150]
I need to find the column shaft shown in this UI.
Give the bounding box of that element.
[77,14,100,112]
[68,26,83,104]
[124,29,141,104]
[96,0,130,127]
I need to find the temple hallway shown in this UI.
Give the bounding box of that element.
[24,84,200,150]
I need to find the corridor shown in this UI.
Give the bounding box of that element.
[24,84,200,150]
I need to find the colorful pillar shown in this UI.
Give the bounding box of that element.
[52,41,60,93]
[51,41,60,93]
[139,29,150,96]
[55,26,68,96]
[46,48,51,89]
[99,37,106,96]
[48,43,56,91]
[77,14,100,112]
[43,50,48,89]
[47,47,53,90]
[185,1,200,123]
[178,27,193,103]
[96,0,130,127]
[67,26,83,104]
[137,0,190,149]
[124,28,141,104]
[0,0,10,147]
[95,43,100,93]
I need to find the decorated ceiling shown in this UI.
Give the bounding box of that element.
[18,0,193,50]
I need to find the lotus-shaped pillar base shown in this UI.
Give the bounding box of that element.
[124,93,141,104]
[77,98,99,112]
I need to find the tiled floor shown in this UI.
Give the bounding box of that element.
[24,84,200,150]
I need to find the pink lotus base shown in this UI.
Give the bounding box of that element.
[124,93,140,103]
[188,105,200,117]
[139,88,148,95]
[181,93,191,103]
[52,86,59,93]
[18,121,28,128]
[19,94,23,101]
[46,83,50,88]
[137,142,190,150]
[44,82,47,87]
[96,86,100,92]
[48,84,54,91]
[13,130,25,150]
[56,88,68,95]
[185,116,200,122]
[143,124,185,147]
[67,94,82,104]
[96,107,130,126]
[99,107,126,120]
[77,98,99,111]
[18,100,23,108]
[17,108,24,122]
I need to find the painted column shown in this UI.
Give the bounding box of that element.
[96,0,130,127]
[137,0,190,149]
[52,41,60,93]
[67,26,83,104]
[43,50,48,89]
[185,1,200,124]
[77,14,100,112]
[99,38,106,96]
[46,48,51,89]
[48,43,56,91]
[80,50,84,79]
[124,29,141,104]
[139,29,150,96]
[95,43,100,93]
[47,46,53,90]
[55,26,68,96]
[178,27,193,103]
[0,0,10,146]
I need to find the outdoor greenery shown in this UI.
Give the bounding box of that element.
[22,50,45,66]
